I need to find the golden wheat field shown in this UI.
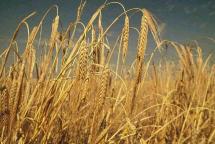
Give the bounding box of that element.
[0,1,215,144]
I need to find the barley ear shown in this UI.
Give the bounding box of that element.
[91,26,99,72]
[143,9,161,46]
[77,40,88,81]
[98,68,110,109]
[0,86,10,135]
[131,11,149,115]
[98,12,105,68]
[122,15,129,64]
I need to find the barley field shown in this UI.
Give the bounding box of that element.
[0,1,215,144]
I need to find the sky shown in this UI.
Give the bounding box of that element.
[0,0,215,62]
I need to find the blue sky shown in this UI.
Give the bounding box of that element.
[0,0,215,61]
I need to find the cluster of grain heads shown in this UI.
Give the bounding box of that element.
[86,67,112,144]
[0,1,215,143]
